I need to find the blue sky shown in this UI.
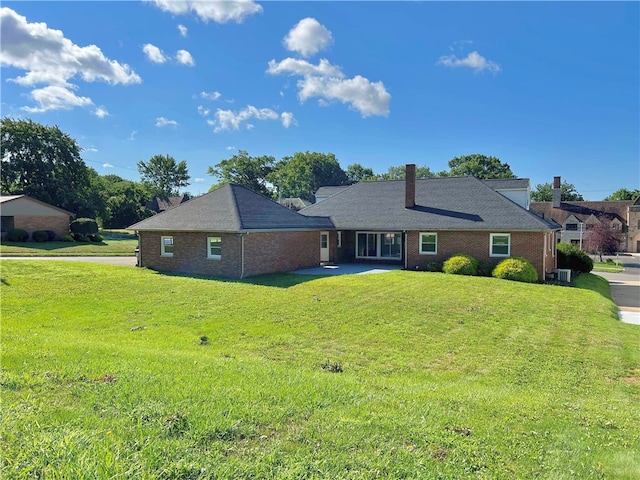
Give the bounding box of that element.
[1,1,638,199]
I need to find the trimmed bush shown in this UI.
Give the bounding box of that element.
[70,218,99,236]
[6,228,29,242]
[45,230,57,241]
[77,235,91,243]
[88,233,104,243]
[492,257,538,283]
[478,261,498,277]
[557,242,593,273]
[443,254,479,276]
[426,261,443,273]
[32,230,49,242]
[60,234,74,242]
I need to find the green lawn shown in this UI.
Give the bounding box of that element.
[1,261,638,479]
[0,237,137,256]
[592,262,625,273]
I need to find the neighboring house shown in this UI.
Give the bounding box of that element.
[278,197,312,211]
[314,186,350,203]
[129,184,333,278]
[0,195,72,240]
[530,176,639,253]
[300,165,559,280]
[146,194,189,214]
[130,165,559,280]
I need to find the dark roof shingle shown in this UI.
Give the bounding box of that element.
[301,177,556,231]
[130,184,333,231]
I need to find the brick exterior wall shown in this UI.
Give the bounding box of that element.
[405,230,553,280]
[12,215,70,239]
[138,230,321,278]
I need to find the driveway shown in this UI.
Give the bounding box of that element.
[595,254,640,325]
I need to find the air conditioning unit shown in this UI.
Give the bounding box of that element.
[556,269,572,283]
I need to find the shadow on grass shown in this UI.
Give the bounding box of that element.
[149,269,325,288]
[1,241,107,251]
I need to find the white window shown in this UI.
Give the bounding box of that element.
[356,232,401,259]
[161,236,174,257]
[207,236,222,260]
[419,232,437,255]
[490,233,511,257]
[337,231,342,248]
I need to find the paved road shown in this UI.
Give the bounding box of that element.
[0,256,138,266]
[595,254,640,325]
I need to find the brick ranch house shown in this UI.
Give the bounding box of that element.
[0,195,72,240]
[130,165,560,280]
[530,176,640,253]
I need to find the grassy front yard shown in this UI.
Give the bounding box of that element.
[0,237,137,256]
[1,261,638,478]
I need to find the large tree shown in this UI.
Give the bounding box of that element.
[102,176,155,228]
[269,151,348,202]
[604,188,640,201]
[530,181,584,202]
[137,154,190,198]
[377,165,435,180]
[0,118,91,214]
[207,150,275,197]
[346,163,376,184]
[441,154,515,179]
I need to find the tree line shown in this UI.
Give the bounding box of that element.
[1,118,637,229]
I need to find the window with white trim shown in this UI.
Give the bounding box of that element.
[490,233,511,257]
[356,232,401,259]
[207,236,222,259]
[419,232,437,255]
[161,236,174,256]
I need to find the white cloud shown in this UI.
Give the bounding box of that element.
[148,0,262,24]
[155,116,178,127]
[129,130,138,141]
[22,85,92,113]
[437,51,501,74]
[177,24,188,37]
[267,58,343,78]
[281,111,297,128]
[176,49,195,66]
[201,91,222,100]
[103,163,114,168]
[142,43,168,63]
[194,177,205,183]
[226,146,236,150]
[94,106,109,118]
[85,147,98,152]
[197,105,210,116]
[283,17,333,57]
[267,57,390,117]
[0,7,140,112]
[210,105,280,132]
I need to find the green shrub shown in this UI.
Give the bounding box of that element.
[557,243,593,273]
[426,261,443,273]
[77,235,91,243]
[45,230,57,241]
[88,234,104,243]
[478,261,497,277]
[492,257,538,283]
[60,234,75,242]
[6,228,29,242]
[70,218,99,236]
[32,230,49,242]
[443,254,479,276]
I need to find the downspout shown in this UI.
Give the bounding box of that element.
[240,233,245,279]
[404,231,408,270]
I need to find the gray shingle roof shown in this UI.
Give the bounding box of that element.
[129,184,333,232]
[314,186,350,199]
[300,177,557,231]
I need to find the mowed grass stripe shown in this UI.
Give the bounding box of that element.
[1,260,638,479]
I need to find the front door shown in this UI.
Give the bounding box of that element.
[320,231,330,262]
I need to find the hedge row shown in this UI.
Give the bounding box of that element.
[437,253,539,283]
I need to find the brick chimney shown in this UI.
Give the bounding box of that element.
[405,164,416,208]
[552,176,561,208]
